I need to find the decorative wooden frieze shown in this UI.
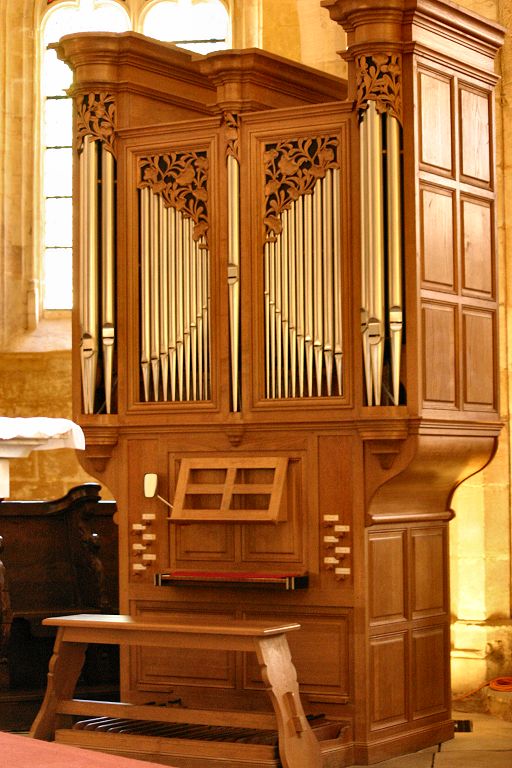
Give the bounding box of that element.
[263,137,340,241]
[355,53,402,124]
[76,92,116,155]
[138,151,209,243]
[223,112,240,163]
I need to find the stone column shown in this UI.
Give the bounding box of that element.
[0,0,39,349]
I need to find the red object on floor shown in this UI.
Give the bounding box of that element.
[0,731,171,768]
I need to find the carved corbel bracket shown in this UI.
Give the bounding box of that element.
[366,437,405,471]
[82,429,118,473]
[225,425,245,447]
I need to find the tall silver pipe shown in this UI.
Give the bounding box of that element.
[360,111,373,405]
[140,187,151,401]
[275,226,283,398]
[227,154,241,411]
[183,217,192,401]
[159,195,169,401]
[386,115,403,405]
[190,233,198,400]
[168,206,177,401]
[269,240,277,398]
[264,242,271,398]
[175,211,184,401]
[322,173,334,396]
[79,136,99,414]
[281,209,290,398]
[196,239,204,400]
[202,245,210,399]
[332,167,343,396]
[149,191,160,400]
[367,100,385,405]
[304,193,314,396]
[288,203,297,398]
[295,196,305,397]
[101,146,115,414]
[313,181,324,396]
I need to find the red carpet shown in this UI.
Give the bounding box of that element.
[0,731,169,767]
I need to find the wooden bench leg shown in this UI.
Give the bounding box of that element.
[254,634,322,768]
[30,630,87,741]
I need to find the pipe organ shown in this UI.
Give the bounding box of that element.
[54,2,504,766]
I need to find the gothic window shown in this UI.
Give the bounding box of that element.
[40,0,230,310]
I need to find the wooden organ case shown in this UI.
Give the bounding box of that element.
[53,1,504,765]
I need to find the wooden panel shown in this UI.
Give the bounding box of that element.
[368,530,406,625]
[463,309,496,408]
[419,71,453,172]
[411,527,446,618]
[243,612,351,700]
[422,303,457,406]
[412,626,448,718]
[421,187,455,291]
[175,521,235,563]
[460,87,491,183]
[370,633,407,729]
[318,435,353,581]
[461,198,494,297]
[134,608,236,690]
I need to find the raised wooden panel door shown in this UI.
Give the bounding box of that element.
[422,303,457,406]
[412,625,448,719]
[368,530,406,625]
[459,87,491,184]
[421,186,456,291]
[461,197,494,298]
[370,633,407,729]
[243,611,351,702]
[133,607,237,691]
[411,527,447,619]
[463,309,496,409]
[419,71,453,173]
[175,521,236,563]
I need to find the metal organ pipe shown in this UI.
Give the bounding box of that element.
[159,196,170,402]
[332,168,343,396]
[386,115,403,405]
[263,167,343,400]
[138,188,211,404]
[150,191,161,401]
[359,101,404,406]
[101,146,115,415]
[168,206,177,402]
[140,187,151,402]
[79,136,99,415]
[227,154,241,411]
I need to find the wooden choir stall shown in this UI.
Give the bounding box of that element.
[31,1,505,766]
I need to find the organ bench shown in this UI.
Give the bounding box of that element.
[30,613,326,768]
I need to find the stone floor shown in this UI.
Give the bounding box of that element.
[350,712,512,768]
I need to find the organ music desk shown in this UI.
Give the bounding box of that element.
[30,613,322,768]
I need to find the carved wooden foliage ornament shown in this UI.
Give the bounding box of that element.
[138,151,209,242]
[264,136,340,241]
[223,112,240,162]
[76,92,116,155]
[356,53,402,124]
